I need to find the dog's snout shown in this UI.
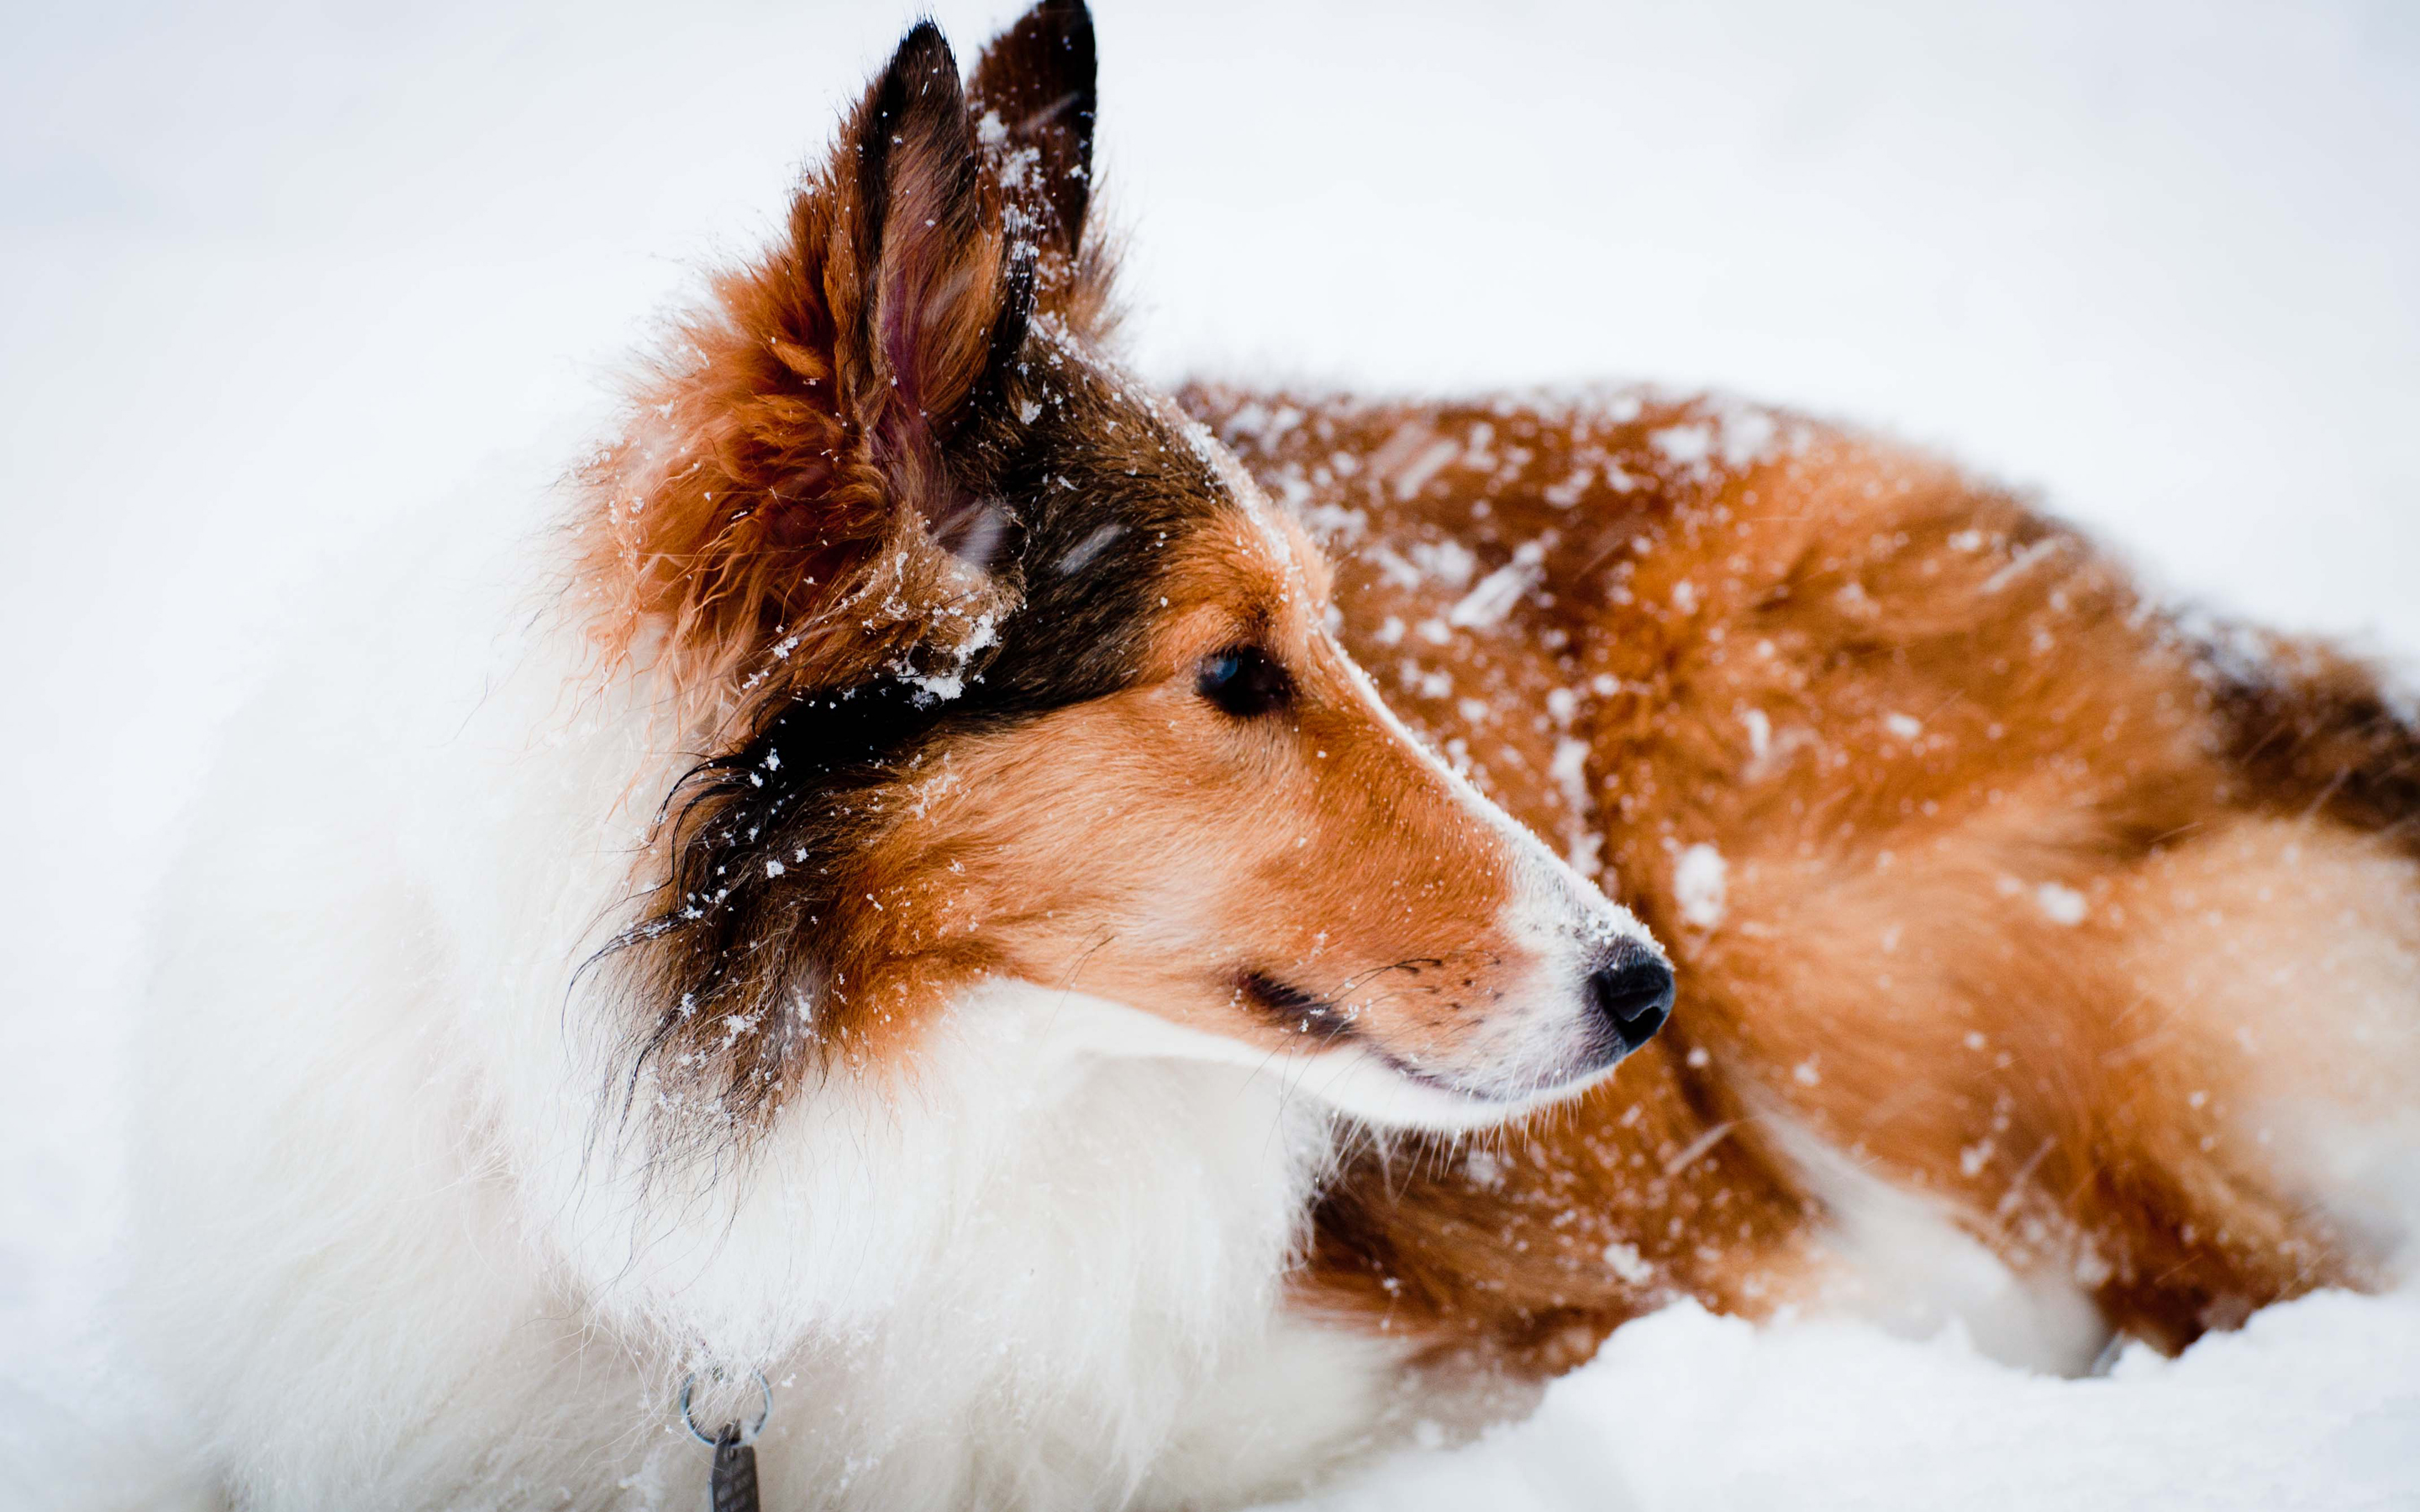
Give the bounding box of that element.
[1586,949,1675,1050]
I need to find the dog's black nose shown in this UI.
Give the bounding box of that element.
[1586,951,1675,1049]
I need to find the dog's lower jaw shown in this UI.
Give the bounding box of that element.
[1280,1040,1627,1132]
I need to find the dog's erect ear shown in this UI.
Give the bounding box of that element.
[582,22,1044,697]
[968,0,1097,261]
[839,23,1031,557]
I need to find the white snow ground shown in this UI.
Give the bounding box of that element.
[3,1,2416,1507]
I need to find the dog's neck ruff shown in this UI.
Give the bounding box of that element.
[550,979,1332,1356]
[573,988,1378,1502]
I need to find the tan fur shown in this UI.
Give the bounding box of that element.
[1186,385,2420,1364]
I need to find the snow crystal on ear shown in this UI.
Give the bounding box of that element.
[896,606,1001,704]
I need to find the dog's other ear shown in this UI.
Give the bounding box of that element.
[584,22,1037,697]
[839,22,1032,558]
[968,0,1097,261]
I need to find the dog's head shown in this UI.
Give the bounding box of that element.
[583,0,1669,1136]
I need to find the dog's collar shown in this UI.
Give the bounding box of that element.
[681,1370,771,1512]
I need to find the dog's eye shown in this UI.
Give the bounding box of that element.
[1197,646,1292,718]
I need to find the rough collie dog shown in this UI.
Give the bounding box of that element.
[128,3,2419,1507]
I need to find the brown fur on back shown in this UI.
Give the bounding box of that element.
[1186,384,2420,1366]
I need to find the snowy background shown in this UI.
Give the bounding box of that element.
[3,0,2417,1505]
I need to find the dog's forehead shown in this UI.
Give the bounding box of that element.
[1035,453,1327,650]
[1184,417,1333,602]
[1029,359,1322,591]
[1171,504,1330,625]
